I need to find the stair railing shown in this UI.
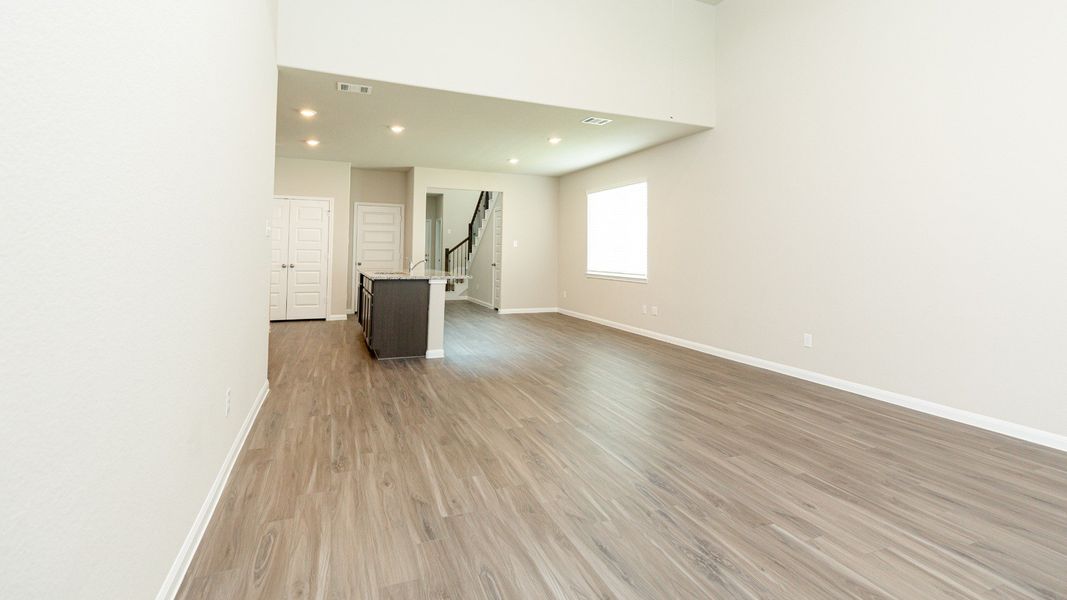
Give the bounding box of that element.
[445,191,493,291]
[444,238,469,291]
[467,191,491,253]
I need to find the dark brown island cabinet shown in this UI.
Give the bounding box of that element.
[357,272,429,359]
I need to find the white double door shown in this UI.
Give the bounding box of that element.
[270,197,331,321]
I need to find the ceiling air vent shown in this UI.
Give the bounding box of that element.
[581,116,613,126]
[337,82,373,94]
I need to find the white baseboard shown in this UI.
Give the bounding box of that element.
[425,349,445,359]
[464,297,494,310]
[326,314,348,321]
[445,296,468,302]
[156,380,271,600]
[499,307,559,315]
[346,308,355,315]
[557,308,1067,453]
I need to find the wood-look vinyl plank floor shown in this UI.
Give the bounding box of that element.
[176,302,1067,599]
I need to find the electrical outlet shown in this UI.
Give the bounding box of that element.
[562,290,567,299]
[225,388,231,416]
[642,304,647,315]
[513,240,519,247]
[265,219,271,237]
[651,305,659,316]
[803,333,813,348]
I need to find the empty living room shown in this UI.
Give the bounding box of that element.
[3,1,1066,599]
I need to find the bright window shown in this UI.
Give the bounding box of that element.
[586,181,647,281]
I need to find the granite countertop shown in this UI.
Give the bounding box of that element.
[359,269,468,281]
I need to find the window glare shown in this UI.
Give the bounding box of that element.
[587,182,647,279]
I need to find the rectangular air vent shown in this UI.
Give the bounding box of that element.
[581,116,613,126]
[337,82,373,94]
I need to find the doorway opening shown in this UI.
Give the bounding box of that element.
[424,188,502,307]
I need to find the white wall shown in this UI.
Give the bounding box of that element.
[404,168,416,269]
[0,1,278,598]
[274,157,352,315]
[559,0,1067,440]
[467,200,498,307]
[351,168,408,207]
[424,193,442,268]
[410,168,558,310]
[276,0,716,126]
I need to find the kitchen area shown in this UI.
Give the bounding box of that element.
[355,187,500,360]
[356,269,460,359]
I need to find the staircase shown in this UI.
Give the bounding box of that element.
[445,191,495,293]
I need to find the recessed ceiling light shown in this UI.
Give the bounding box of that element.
[299,108,317,118]
[390,125,405,134]
[548,136,562,145]
[508,158,519,164]
[305,139,320,147]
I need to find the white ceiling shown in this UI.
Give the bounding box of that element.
[275,67,708,177]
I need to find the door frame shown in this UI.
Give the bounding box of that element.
[435,218,443,270]
[351,202,405,313]
[425,218,432,263]
[273,195,334,320]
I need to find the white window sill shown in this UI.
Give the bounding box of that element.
[585,272,648,284]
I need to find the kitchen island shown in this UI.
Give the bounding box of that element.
[357,269,463,359]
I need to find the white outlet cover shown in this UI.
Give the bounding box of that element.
[651,306,659,316]
[513,240,519,247]
[642,304,647,314]
[803,333,813,347]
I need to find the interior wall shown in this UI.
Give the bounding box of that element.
[276,0,716,126]
[410,168,558,311]
[424,193,442,267]
[404,169,415,268]
[467,201,498,306]
[274,157,352,315]
[350,168,407,207]
[558,0,1067,439]
[0,1,278,598]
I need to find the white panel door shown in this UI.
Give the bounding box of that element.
[285,199,330,320]
[268,198,290,320]
[354,203,403,274]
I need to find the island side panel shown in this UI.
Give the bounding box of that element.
[372,279,429,359]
